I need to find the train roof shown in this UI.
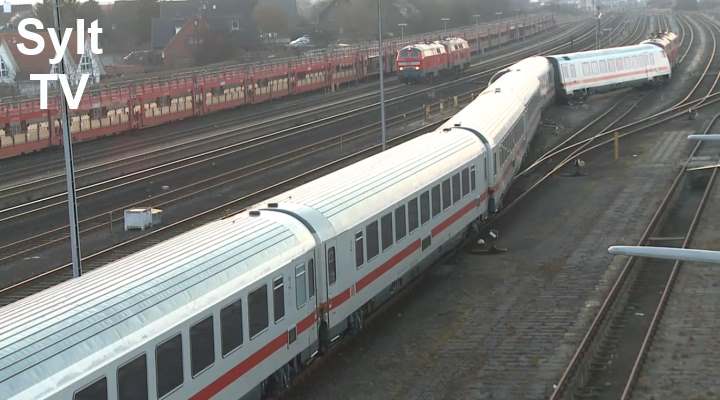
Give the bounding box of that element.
[399,42,445,51]
[439,70,537,142]
[261,128,483,237]
[549,43,662,62]
[0,211,315,399]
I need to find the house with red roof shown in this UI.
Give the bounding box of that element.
[0,31,105,91]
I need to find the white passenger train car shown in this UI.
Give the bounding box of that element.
[260,128,487,340]
[439,55,554,210]
[547,43,672,98]
[0,57,555,400]
[0,212,320,400]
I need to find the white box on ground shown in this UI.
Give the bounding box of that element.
[124,208,163,231]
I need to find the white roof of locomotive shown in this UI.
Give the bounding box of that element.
[549,43,663,63]
[262,128,483,236]
[399,42,446,52]
[0,211,315,399]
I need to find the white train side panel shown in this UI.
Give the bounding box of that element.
[548,44,671,97]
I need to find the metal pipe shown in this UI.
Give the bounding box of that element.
[378,0,387,151]
[53,0,83,277]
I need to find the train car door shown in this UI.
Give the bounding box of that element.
[318,239,337,349]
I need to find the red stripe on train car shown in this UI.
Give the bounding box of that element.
[328,288,352,309]
[431,198,480,237]
[297,311,317,334]
[191,332,289,400]
[355,239,422,293]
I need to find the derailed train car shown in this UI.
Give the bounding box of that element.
[0,34,680,400]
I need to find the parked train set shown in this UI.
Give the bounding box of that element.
[0,33,680,400]
[396,38,472,82]
[0,15,556,161]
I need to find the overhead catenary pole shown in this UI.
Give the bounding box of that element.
[378,0,387,151]
[53,0,83,277]
[441,17,450,37]
[398,23,407,42]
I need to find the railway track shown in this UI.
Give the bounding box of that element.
[500,13,713,216]
[543,13,720,400]
[0,19,592,204]
[0,15,634,286]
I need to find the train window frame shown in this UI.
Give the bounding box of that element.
[74,377,108,400]
[420,191,430,225]
[461,168,470,196]
[308,259,316,298]
[220,299,244,357]
[295,264,307,308]
[441,179,451,210]
[328,247,337,285]
[591,61,598,75]
[408,198,419,232]
[470,165,477,191]
[355,232,364,268]
[248,284,269,339]
[190,316,215,377]
[366,220,380,260]
[381,212,393,251]
[395,205,407,241]
[581,62,589,75]
[273,277,285,323]
[155,334,184,399]
[431,184,441,217]
[599,60,607,74]
[117,353,148,400]
[452,173,461,204]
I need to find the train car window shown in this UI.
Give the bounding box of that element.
[420,192,430,224]
[452,173,461,203]
[570,64,577,78]
[461,168,470,196]
[249,285,269,338]
[118,354,148,400]
[608,59,616,73]
[441,179,451,210]
[220,299,243,356]
[470,166,477,191]
[355,232,364,267]
[600,60,607,73]
[74,377,108,400]
[273,277,285,322]
[190,316,215,377]
[367,221,380,259]
[431,185,441,217]
[328,248,337,284]
[381,212,393,251]
[308,259,316,297]
[156,334,184,398]
[591,62,598,75]
[408,198,419,232]
[582,62,589,75]
[395,205,407,241]
[296,264,307,308]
